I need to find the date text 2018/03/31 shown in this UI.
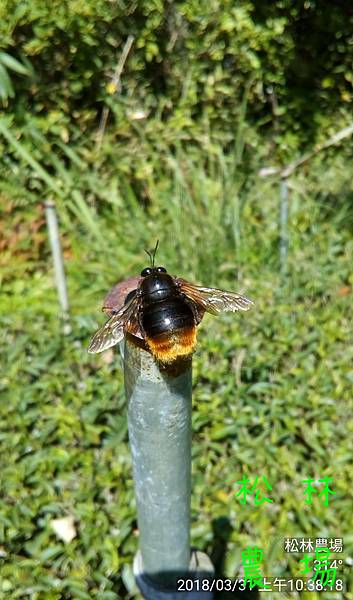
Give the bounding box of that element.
[176,577,345,593]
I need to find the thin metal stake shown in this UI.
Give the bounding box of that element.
[44,200,71,330]
[279,178,289,275]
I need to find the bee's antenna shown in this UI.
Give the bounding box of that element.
[144,248,153,266]
[152,239,159,267]
[144,240,159,267]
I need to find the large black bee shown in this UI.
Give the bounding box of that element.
[88,242,253,364]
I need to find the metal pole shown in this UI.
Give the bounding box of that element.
[125,336,192,584]
[44,200,71,331]
[279,177,289,275]
[123,337,214,599]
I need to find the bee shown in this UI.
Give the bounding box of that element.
[88,242,253,364]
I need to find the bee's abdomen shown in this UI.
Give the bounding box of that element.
[141,295,197,364]
[141,298,194,338]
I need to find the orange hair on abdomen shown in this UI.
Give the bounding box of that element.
[145,326,197,364]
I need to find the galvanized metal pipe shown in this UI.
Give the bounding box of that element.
[124,336,192,587]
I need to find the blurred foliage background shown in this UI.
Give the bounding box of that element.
[0,1,352,598]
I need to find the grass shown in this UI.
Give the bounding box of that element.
[0,131,352,599]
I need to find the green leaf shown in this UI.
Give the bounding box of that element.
[0,52,30,75]
[0,63,14,100]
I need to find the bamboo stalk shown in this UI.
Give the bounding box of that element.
[259,122,353,179]
[96,35,134,148]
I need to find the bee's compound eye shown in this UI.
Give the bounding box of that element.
[156,267,167,273]
[141,267,152,277]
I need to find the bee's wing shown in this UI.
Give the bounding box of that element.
[88,296,140,353]
[102,276,141,315]
[176,278,253,315]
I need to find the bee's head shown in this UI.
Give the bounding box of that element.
[140,266,167,277]
[142,240,166,277]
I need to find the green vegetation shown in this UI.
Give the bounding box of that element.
[1,1,353,598]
